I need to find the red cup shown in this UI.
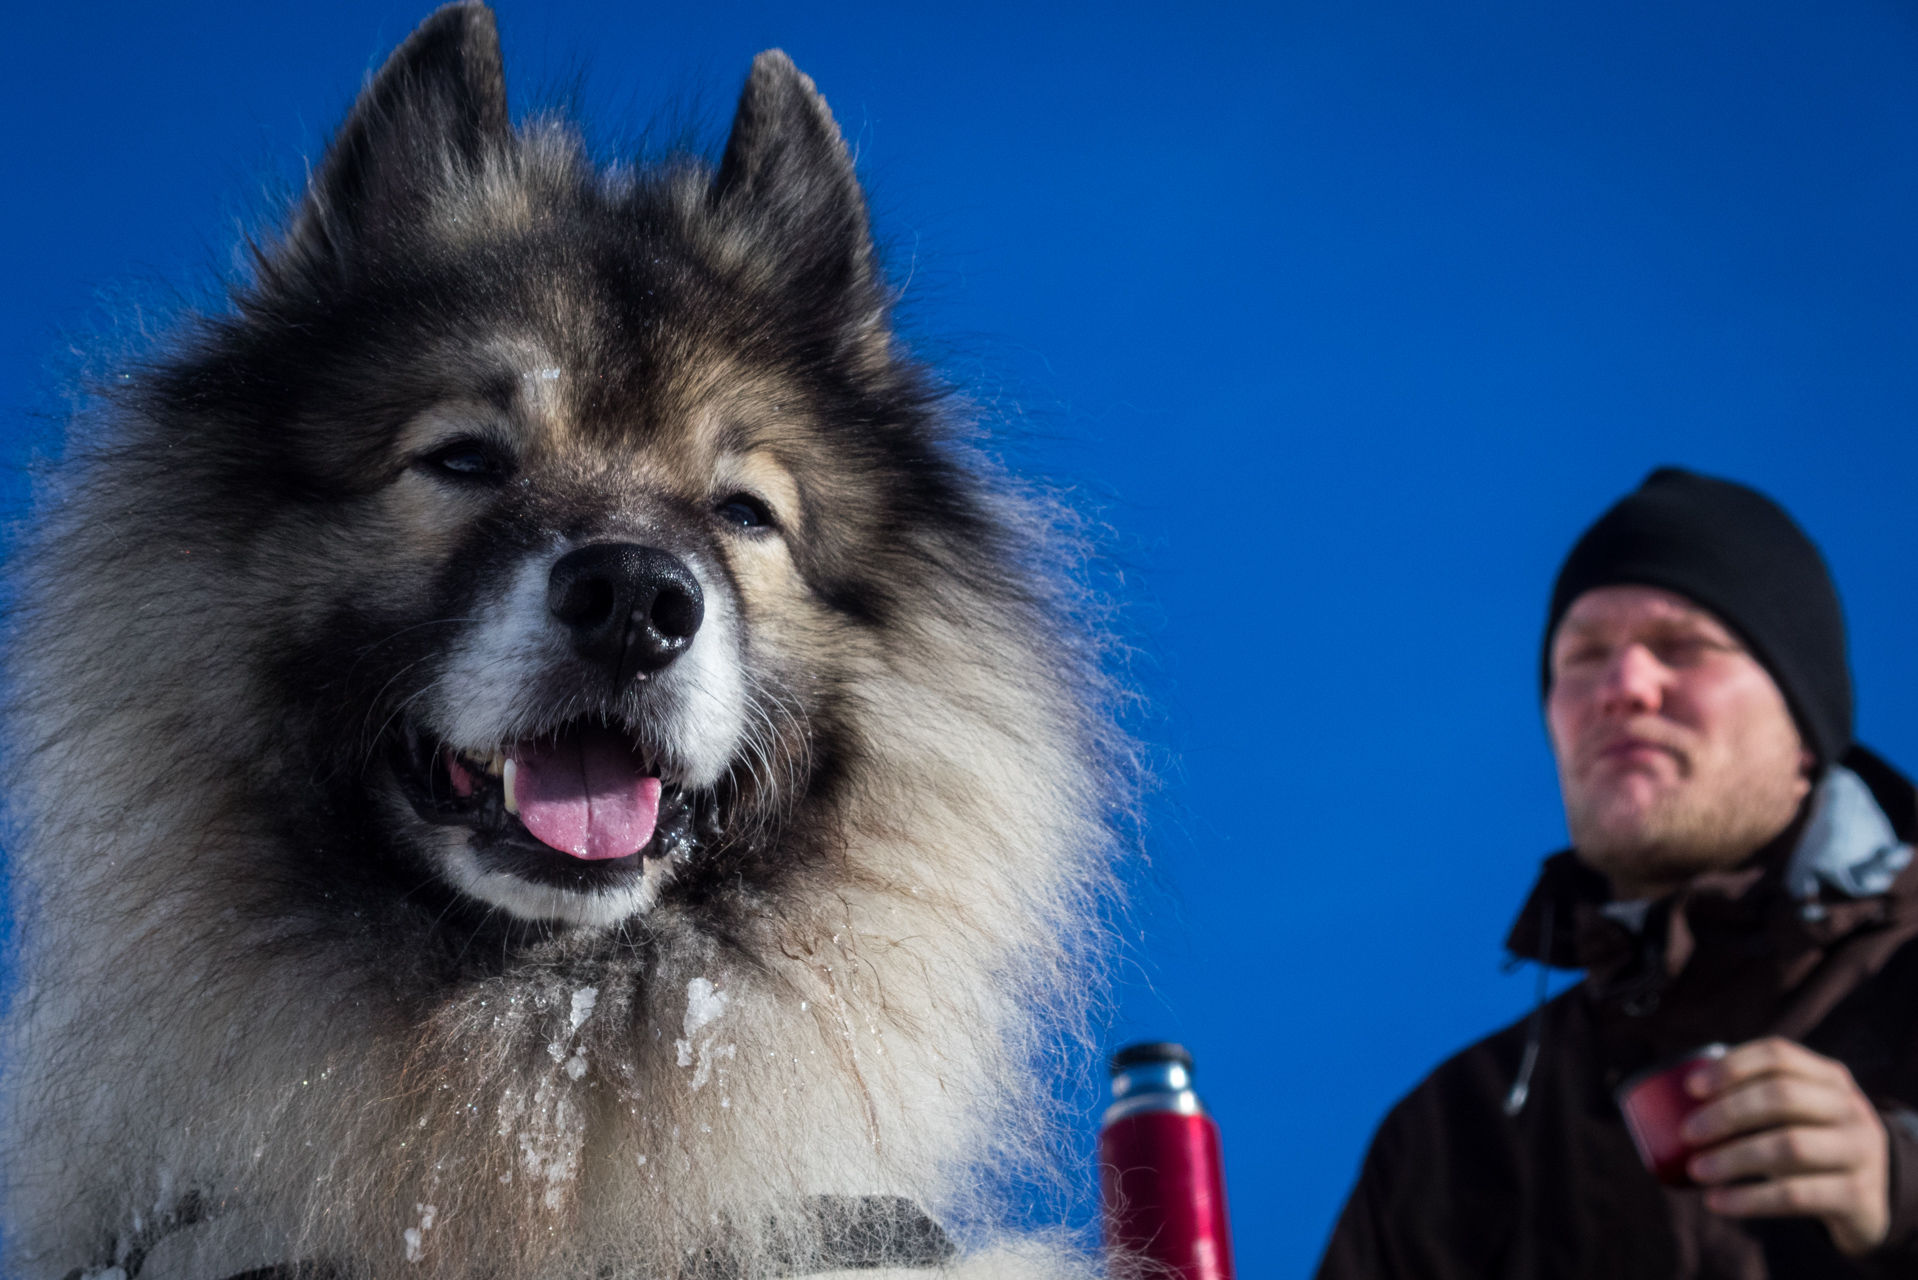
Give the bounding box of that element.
[1616,1043,1728,1187]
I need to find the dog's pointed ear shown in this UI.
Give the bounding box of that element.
[282,3,508,276]
[712,52,875,297]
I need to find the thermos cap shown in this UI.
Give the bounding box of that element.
[1110,1041,1194,1074]
[1105,1041,1204,1120]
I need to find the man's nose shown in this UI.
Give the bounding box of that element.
[1598,643,1668,714]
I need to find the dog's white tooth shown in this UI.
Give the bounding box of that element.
[503,759,519,815]
[486,752,505,778]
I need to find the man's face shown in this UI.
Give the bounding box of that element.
[1546,585,1813,900]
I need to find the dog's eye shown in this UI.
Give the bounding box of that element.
[716,493,774,529]
[420,440,508,482]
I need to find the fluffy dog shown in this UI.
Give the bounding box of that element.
[0,7,1123,1278]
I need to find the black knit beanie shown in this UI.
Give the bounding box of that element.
[1541,468,1852,766]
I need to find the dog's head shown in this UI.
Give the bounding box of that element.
[140,5,1006,928]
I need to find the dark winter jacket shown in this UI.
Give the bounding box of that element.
[1317,748,1918,1279]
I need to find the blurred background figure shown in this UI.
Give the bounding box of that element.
[1319,469,1918,1276]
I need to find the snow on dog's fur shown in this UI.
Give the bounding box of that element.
[0,7,1126,1278]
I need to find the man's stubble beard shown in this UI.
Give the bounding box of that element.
[1563,750,1809,899]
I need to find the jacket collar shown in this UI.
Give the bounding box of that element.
[1498,746,1918,1083]
[1506,744,1918,975]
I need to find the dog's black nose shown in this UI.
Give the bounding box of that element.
[547,543,705,685]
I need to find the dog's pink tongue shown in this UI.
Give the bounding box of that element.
[511,730,660,861]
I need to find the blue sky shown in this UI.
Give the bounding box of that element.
[6,1,1918,1274]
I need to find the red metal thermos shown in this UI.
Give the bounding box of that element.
[1098,1042,1235,1280]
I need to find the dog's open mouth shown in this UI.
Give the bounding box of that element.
[463,730,659,860]
[390,719,708,881]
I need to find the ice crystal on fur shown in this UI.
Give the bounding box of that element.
[568,986,598,1033]
[0,5,1128,1279]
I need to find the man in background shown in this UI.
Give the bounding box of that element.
[1318,469,1918,1277]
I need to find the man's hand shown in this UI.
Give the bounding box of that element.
[1680,1036,1890,1255]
